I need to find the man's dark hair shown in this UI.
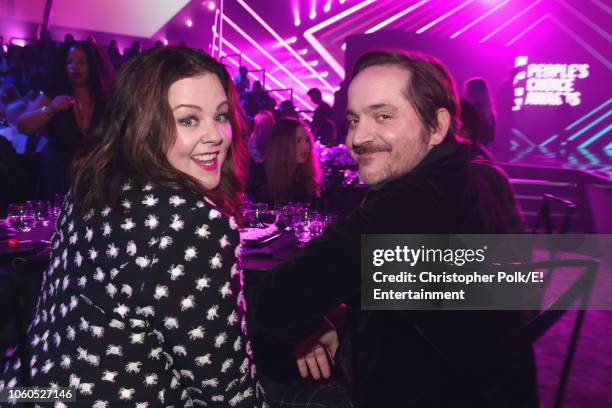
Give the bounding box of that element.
[307,88,322,100]
[351,50,461,140]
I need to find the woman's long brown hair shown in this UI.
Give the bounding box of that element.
[71,46,247,218]
[264,118,321,203]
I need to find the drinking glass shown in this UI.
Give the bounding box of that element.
[52,193,64,217]
[7,203,36,232]
[292,212,323,245]
[31,200,50,225]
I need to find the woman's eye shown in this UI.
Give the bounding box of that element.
[179,116,198,127]
[216,112,230,123]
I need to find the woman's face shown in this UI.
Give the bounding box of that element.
[66,46,89,86]
[295,126,311,165]
[166,73,232,191]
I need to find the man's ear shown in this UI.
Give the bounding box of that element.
[429,108,450,147]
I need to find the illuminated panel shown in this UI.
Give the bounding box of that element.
[505,13,549,47]
[550,17,612,71]
[416,0,476,34]
[578,124,612,148]
[365,0,430,34]
[512,56,590,112]
[450,0,510,39]
[539,134,558,147]
[557,0,612,43]
[222,15,313,96]
[568,111,612,141]
[221,38,315,111]
[303,0,378,78]
[480,0,543,43]
[565,99,612,131]
[237,0,335,92]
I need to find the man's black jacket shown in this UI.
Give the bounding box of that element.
[252,141,537,407]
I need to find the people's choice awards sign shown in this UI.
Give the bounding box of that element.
[512,56,590,111]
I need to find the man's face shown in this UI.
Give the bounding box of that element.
[346,65,434,187]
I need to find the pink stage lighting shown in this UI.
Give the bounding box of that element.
[324,2,331,12]
[294,18,301,26]
[286,36,297,44]
[309,10,317,19]
[186,19,193,28]
[208,1,216,10]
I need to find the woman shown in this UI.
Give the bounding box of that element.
[464,77,496,146]
[17,41,114,198]
[249,118,321,206]
[1,46,260,406]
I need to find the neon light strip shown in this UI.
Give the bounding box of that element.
[505,13,550,47]
[304,0,378,78]
[218,48,288,103]
[550,17,612,70]
[511,128,536,146]
[221,39,315,110]
[590,0,612,15]
[539,134,558,147]
[416,0,476,34]
[578,123,612,148]
[568,110,612,141]
[605,142,612,151]
[365,0,430,33]
[223,15,314,97]
[480,0,543,43]
[450,0,510,39]
[565,99,612,131]
[237,0,335,92]
[557,0,612,43]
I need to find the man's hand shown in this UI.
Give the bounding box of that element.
[294,318,339,380]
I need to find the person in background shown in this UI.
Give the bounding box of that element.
[465,77,496,146]
[307,87,333,138]
[17,41,115,198]
[0,46,261,407]
[122,41,141,64]
[107,39,122,69]
[249,118,321,206]
[233,66,250,98]
[278,100,299,120]
[459,98,494,161]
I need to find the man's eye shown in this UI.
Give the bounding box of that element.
[347,117,358,125]
[179,116,198,127]
[377,113,391,121]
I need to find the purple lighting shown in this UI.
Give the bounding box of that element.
[310,11,317,19]
[186,19,193,28]
[286,36,298,44]
[324,1,332,13]
[208,1,216,10]
[295,18,302,26]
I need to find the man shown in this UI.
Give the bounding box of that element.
[307,87,334,142]
[252,50,535,407]
[233,65,250,97]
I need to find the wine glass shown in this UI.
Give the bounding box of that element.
[7,203,36,232]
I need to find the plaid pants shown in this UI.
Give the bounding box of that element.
[261,377,354,408]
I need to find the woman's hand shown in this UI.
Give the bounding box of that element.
[294,318,339,380]
[48,95,75,114]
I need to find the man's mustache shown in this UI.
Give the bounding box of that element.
[352,144,392,155]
